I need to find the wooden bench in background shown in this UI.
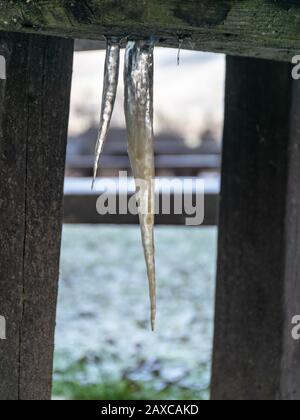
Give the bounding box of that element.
[66,127,222,177]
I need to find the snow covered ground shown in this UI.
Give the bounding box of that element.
[54,226,217,400]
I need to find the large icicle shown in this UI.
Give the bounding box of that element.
[92,38,120,189]
[124,40,156,331]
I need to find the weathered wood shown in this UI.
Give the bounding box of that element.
[0,33,73,400]
[75,39,106,51]
[1,1,300,61]
[63,178,218,226]
[211,57,300,400]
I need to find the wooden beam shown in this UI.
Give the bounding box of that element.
[64,193,218,226]
[0,33,73,400]
[1,1,300,61]
[211,57,300,400]
[63,178,218,226]
[75,39,105,51]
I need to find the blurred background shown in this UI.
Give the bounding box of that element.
[53,47,225,400]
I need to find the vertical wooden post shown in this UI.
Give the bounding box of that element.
[0,33,73,400]
[211,56,300,400]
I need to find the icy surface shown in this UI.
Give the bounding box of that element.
[93,40,120,187]
[124,40,156,330]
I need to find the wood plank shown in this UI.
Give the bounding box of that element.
[63,178,218,226]
[63,191,218,226]
[211,56,300,400]
[64,193,218,226]
[0,33,73,400]
[75,39,105,51]
[1,1,300,61]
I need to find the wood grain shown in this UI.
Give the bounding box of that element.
[0,33,73,400]
[0,1,300,61]
[211,56,300,400]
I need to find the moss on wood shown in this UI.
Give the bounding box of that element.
[0,0,300,61]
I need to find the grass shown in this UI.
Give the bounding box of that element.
[53,226,216,401]
[53,380,205,401]
[52,358,206,401]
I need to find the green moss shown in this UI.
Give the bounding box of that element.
[1,0,300,37]
[0,2,299,63]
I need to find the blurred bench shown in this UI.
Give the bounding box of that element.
[66,127,221,177]
[66,154,221,173]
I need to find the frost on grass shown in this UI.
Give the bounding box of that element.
[54,226,217,399]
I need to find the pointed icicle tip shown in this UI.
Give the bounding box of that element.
[177,37,183,66]
[91,177,96,191]
[151,310,156,332]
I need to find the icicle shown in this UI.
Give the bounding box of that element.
[124,40,156,331]
[92,38,120,190]
[188,38,196,51]
[177,37,183,66]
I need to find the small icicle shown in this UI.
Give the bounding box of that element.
[92,38,120,190]
[177,37,183,66]
[188,38,196,51]
[124,40,156,331]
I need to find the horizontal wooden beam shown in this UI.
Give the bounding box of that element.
[1,1,300,61]
[63,178,218,226]
[75,39,106,51]
[63,192,218,226]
